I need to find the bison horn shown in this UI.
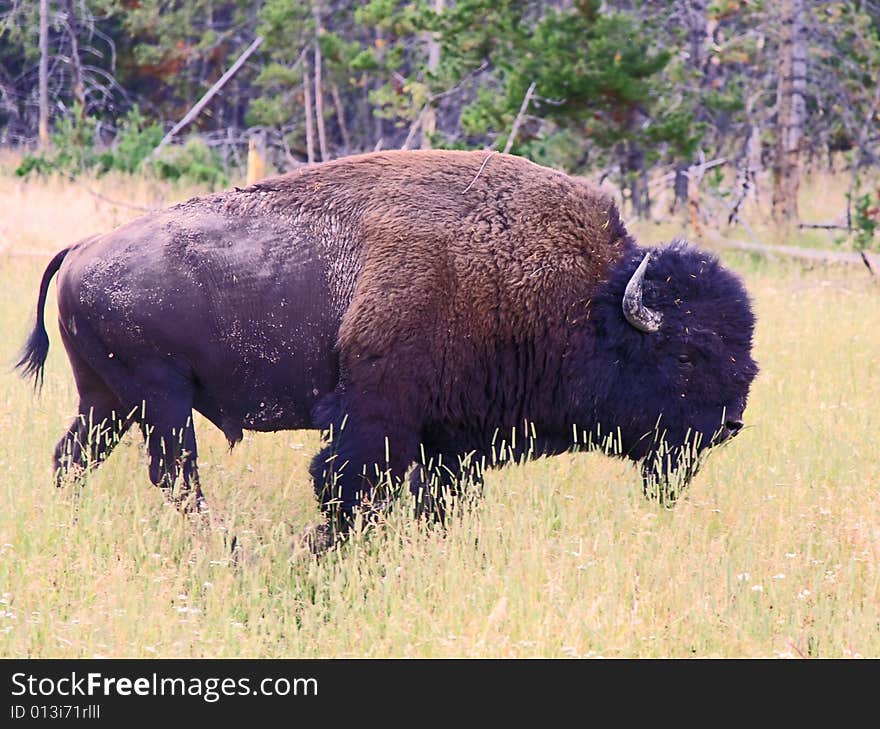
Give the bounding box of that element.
[622,252,663,333]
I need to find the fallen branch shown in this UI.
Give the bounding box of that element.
[401,106,427,151]
[861,250,880,281]
[2,247,61,258]
[798,222,850,231]
[67,175,156,212]
[400,62,491,152]
[706,231,871,267]
[502,81,536,155]
[727,210,762,247]
[687,151,707,240]
[151,36,264,156]
[429,61,489,103]
[649,158,726,190]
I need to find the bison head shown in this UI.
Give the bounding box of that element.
[583,241,758,500]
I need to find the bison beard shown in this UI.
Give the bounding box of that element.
[16,150,758,546]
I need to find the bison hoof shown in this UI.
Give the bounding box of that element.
[295,498,397,557]
[292,521,338,556]
[641,472,689,507]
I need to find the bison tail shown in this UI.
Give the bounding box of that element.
[15,246,71,390]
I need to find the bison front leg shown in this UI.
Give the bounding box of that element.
[309,390,420,539]
[142,421,205,515]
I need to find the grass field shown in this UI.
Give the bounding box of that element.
[0,168,878,658]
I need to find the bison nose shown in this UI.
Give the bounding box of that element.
[725,419,744,436]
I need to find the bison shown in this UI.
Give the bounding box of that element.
[17,150,757,539]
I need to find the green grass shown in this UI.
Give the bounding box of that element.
[1,175,879,657]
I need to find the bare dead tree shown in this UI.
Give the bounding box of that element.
[845,81,880,229]
[502,81,536,155]
[63,0,85,118]
[330,82,351,154]
[727,86,766,225]
[420,0,444,150]
[303,55,316,164]
[0,66,19,136]
[151,36,264,155]
[401,106,427,151]
[38,0,50,148]
[372,26,385,149]
[670,0,713,214]
[772,0,807,224]
[312,2,328,161]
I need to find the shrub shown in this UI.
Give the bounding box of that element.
[100,107,164,175]
[15,106,100,178]
[146,137,228,187]
[849,187,880,252]
[15,107,229,188]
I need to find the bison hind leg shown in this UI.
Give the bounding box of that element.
[53,401,133,486]
[53,349,133,485]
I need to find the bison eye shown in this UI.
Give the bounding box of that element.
[677,353,693,366]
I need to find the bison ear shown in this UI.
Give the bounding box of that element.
[622,252,663,333]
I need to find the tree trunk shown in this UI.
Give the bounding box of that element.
[687,161,704,240]
[38,0,50,148]
[64,0,86,120]
[745,81,765,202]
[331,83,351,154]
[626,141,650,219]
[772,0,807,224]
[503,81,536,155]
[745,117,762,201]
[420,0,444,149]
[373,27,385,149]
[303,57,316,164]
[151,36,264,155]
[845,84,880,231]
[730,89,764,218]
[246,131,267,185]
[671,164,689,215]
[685,0,709,72]
[312,2,328,161]
[673,0,714,216]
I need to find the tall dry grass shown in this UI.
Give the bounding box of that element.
[0,169,878,657]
